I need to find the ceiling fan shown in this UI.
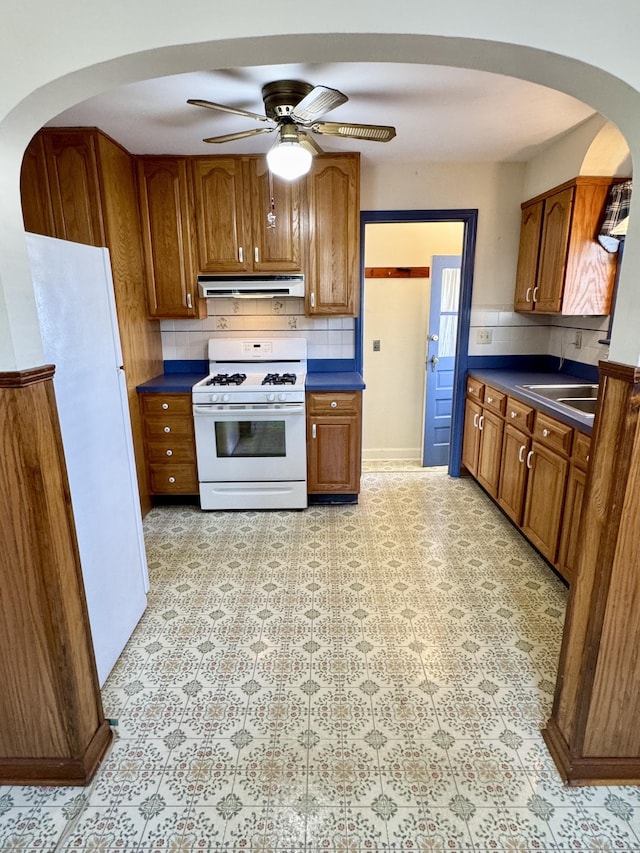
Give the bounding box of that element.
[187,79,396,179]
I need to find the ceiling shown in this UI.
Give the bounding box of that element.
[47,62,598,165]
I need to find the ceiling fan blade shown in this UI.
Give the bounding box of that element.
[203,127,275,144]
[291,86,348,123]
[311,121,397,142]
[298,131,324,155]
[187,98,270,123]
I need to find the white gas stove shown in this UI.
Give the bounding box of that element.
[192,338,308,510]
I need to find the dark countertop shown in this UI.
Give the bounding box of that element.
[468,368,596,434]
[137,370,365,393]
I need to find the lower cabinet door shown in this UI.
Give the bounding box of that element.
[307,415,360,492]
[498,426,530,525]
[556,464,587,584]
[521,441,568,563]
[462,398,482,476]
[476,409,504,497]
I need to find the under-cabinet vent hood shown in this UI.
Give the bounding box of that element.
[198,274,304,298]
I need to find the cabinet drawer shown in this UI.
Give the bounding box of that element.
[307,391,361,415]
[148,463,198,494]
[573,431,591,471]
[505,397,535,432]
[143,415,194,440]
[140,394,193,417]
[533,411,573,456]
[145,439,196,464]
[483,385,506,415]
[466,377,484,402]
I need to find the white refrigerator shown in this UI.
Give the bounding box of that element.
[27,233,149,687]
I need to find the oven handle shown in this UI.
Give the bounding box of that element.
[193,404,306,417]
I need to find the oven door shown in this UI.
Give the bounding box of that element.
[193,402,306,483]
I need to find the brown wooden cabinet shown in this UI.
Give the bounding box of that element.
[191,155,302,275]
[20,128,163,515]
[462,381,505,498]
[556,431,590,583]
[307,391,362,494]
[139,393,199,495]
[497,397,534,525]
[476,409,504,497]
[514,177,621,315]
[137,157,204,319]
[306,153,360,316]
[461,397,483,477]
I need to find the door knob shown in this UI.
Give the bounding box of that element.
[429,333,439,342]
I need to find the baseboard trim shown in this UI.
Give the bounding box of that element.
[0,720,113,786]
[542,719,640,786]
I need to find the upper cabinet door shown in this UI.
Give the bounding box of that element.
[20,135,55,237]
[137,157,200,318]
[42,131,106,247]
[535,186,574,313]
[513,201,542,312]
[306,154,360,316]
[191,157,249,273]
[249,157,302,272]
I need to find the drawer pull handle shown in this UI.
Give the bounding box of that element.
[526,450,534,469]
[510,411,518,419]
[168,476,176,484]
[162,403,169,410]
[487,396,493,404]
[164,426,171,433]
[518,445,526,463]
[238,246,244,263]
[468,386,473,394]
[166,450,173,456]
[312,423,317,439]
[331,401,338,408]
[586,454,590,463]
[542,428,550,437]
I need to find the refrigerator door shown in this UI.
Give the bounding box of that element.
[27,233,148,686]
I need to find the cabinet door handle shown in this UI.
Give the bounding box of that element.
[533,286,539,302]
[525,287,532,303]
[312,423,317,439]
[526,450,534,469]
[478,415,484,431]
[254,246,260,264]
[310,292,315,309]
[186,293,193,310]
[518,445,526,463]
[238,246,244,263]
[473,413,479,428]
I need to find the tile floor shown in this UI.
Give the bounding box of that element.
[2,466,640,850]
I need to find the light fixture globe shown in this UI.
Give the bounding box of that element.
[266,125,312,180]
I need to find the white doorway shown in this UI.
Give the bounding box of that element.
[362,221,464,462]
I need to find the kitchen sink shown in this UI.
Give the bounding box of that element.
[517,383,599,417]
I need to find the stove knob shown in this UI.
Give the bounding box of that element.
[267,393,276,402]
[210,393,220,403]
[278,393,287,402]
[223,393,231,403]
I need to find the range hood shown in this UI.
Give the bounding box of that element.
[198,274,304,299]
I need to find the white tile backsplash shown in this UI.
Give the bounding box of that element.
[161,298,356,361]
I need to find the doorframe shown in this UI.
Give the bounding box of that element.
[357,209,478,477]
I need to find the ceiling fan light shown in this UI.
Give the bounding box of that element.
[266,139,312,180]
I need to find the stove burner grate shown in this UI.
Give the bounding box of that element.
[262,372,297,386]
[206,372,247,386]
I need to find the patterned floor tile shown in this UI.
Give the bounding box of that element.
[6,470,640,850]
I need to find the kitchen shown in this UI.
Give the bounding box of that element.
[2,14,640,840]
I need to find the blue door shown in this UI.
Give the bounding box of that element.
[422,255,461,467]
